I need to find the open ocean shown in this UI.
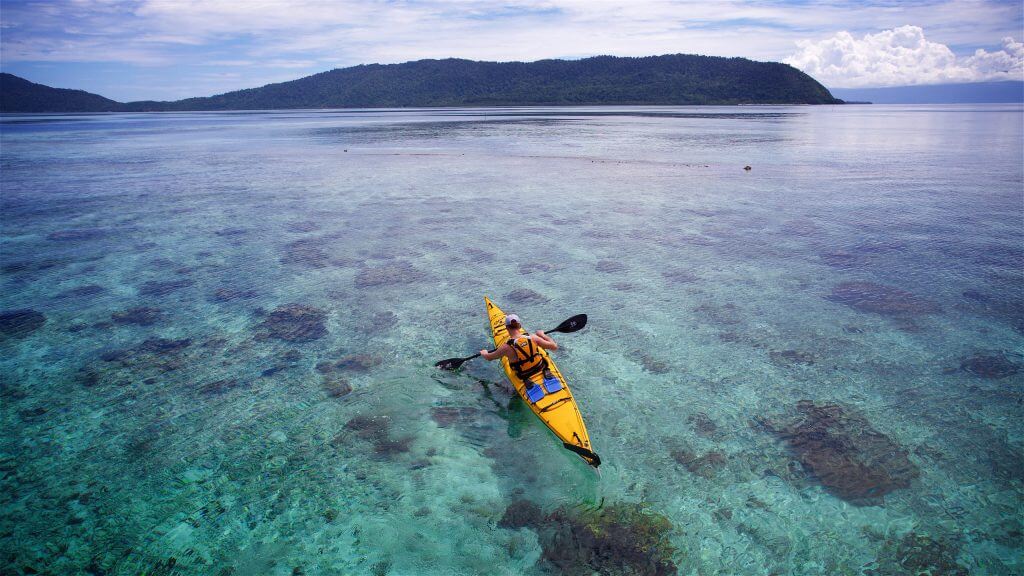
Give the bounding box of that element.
[1,105,1022,575]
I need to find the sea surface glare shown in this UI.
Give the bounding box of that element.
[1,105,1022,575]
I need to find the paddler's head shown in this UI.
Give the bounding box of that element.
[504,314,521,331]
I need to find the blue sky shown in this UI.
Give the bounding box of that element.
[1,0,1021,102]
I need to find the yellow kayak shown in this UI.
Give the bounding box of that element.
[485,297,600,468]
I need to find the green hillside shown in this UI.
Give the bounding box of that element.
[2,54,842,113]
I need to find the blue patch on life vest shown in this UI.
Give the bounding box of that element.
[525,383,546,403]
[542,376,563,393]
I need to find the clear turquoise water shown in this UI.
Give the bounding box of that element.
[1,105,1021,575]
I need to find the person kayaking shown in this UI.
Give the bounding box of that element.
[480,313,558,392]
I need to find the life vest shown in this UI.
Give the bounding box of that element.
[507,334,547,380]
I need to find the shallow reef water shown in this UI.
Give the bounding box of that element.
[1,105,1022,574]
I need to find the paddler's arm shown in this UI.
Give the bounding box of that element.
[480,344,510,361]
[532,330,558,350]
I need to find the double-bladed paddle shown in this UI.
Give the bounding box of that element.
[434,314,587,371]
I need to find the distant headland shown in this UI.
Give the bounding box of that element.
[1,54,843,113]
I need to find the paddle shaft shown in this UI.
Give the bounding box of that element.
[474,324,561,360]
[435,313,586,371]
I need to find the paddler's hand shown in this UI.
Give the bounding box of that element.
[479,349,489,357]
[534,330,545,336]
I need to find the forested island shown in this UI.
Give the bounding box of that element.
[1,54,842,112]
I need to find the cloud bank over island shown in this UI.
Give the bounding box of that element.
[785,26,1023,88]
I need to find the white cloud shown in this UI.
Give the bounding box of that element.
[785,25,1023,87]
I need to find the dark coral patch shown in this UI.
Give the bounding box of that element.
[693,302,740,326]
[111,307,163,326]
[430,406,480,428]
[3,258,66,275]
[464,248,495,263]
[769,349,816,366]
[210,287,259,302]
[635,352,670,374]
[780,219,822,237]
[137,337,192,354]
[197,378,244,396]
[260,304,327,342]
[663,269,699,284]
[874,532,968,576]
[505,288,549,304]
[827,281,939,316]
[688,413,717,437]
[518,262,557,274]
[344,414,390,439]
[355,262,428,288]
[282,238,329,268]
[373,436,413,456]
[139,278,195,296]
[960,353,1020,379]
[760,401,919,505]
[672,447,727,478]
[501,501,678,576]
[321,377,353,398]
[595,259,627,273]
[497,500,544,530]
[0,309,46,337]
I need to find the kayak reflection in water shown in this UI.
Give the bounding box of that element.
[480,313,558,393]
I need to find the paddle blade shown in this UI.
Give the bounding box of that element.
[551,314,587,334]
[435,357,467,371]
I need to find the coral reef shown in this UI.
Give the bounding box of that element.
[499,500,678,575]
[769,349,816,366]
[341,414,411,456]
[429,406,480,428]
[464,248,495,263]
[826,281,939,316]
[759,401,919,505]
[139,278,195,296]
[321,377,352,398]
[662,269,699,284]
[518,261,558,274]
[688,413,717,437]
[137,337,192,354]
[316,354,382,373]
[960,353,1020,379]
[634,352,670,374]
[210,287,259,302]
[596,259,627,273]
[671,447,727,478]
[869,531,968,576]
[282,238,330,268]
[111,307,163,326]
[505,288,549,304]
[259,304,327,342]
[0,309,46,337]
